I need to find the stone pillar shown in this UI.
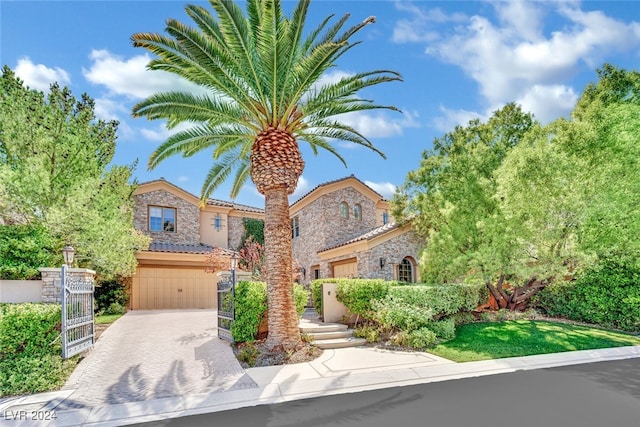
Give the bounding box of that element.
[38,267,97,303]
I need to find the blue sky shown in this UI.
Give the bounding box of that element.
[2,1,640,208]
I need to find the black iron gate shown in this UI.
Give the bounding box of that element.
[61,265,95,359]
[217,275,235,342]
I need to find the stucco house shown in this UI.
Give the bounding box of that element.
[130,176,422,309]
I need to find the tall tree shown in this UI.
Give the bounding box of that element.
[393,104,539,308]
[0,66,149,278]
[131,0,400,350]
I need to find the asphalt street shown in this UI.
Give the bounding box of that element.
[133,357,640,427]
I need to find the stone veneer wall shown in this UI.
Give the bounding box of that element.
[134,189,200,245]
[39,267,96,303]
[227,216,247,250]
[292,186,379,285]
[315,229,423,283]
[359,229,423,281]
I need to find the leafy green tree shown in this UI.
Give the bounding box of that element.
[131,0,401,350]
[393,104,544,309]
[0,66,149,278]
[0,224,58,279]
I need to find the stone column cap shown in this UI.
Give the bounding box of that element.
[39,267,97,275]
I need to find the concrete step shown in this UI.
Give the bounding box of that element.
[306,330,354,340]
[299,323,348,334]
[312,337,368,349]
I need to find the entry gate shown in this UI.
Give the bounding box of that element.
[217,274,235,343]
[61,265,95,359]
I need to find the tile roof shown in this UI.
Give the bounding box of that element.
[206,198,264,213]
[319,222,400,252]
[147,242,214,254]
[138,178,263,213]
[290,174,384,207]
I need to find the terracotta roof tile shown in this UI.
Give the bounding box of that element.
[147,242,214,254]
[319,222,400,252]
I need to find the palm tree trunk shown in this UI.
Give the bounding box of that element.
[263,186,302,350]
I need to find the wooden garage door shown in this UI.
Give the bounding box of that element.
[132,267,217,309]
[332,258,357,278]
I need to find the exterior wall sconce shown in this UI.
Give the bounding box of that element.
[379,257,386,269]
[301,267,306,279]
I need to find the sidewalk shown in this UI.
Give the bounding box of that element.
[3,344,640,426]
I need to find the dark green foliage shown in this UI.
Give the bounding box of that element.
[535,261,640,331]
[94,280,129,314]
[423,317,456,340]
[0,303,75,396]
[310,280,323,314]
[241,218,264,246]
[232,281,309,342]
[0,224,58,279]
[231,281,268,343]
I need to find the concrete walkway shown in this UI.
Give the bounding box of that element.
[61,310,256,409]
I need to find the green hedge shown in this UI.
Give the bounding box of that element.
[231,281,309,343]
[310,281,323,314]
[372,283,484,332]
[535,261,640,331]
[0,303,75,396]
[231,281,268,343]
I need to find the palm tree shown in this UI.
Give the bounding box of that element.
[131,0,401,351]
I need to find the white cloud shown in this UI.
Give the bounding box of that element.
[14,57,71,92]
[139,122,195,143]
[432,106,484,133]
[82,49,204,100]
[289,175,311,201]
[392,3,467,43]
[364,180,397,199]
[516,84,578,123]
[407,1,640,123]
[93,98,128,121]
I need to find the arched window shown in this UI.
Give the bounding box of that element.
[398,257,414,283]
[353,204,362,220]
[340,201,349,218]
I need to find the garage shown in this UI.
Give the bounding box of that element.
[332,258,358,278]
[131,266,217,310]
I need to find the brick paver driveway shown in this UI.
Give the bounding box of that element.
[60,310,257,408]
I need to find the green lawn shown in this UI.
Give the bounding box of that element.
[95,313,124,324]
[428,320,640,362]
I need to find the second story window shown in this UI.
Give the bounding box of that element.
[354,204,362,220]
[291,217,300,238]
[214,214,222,231]
[382,211,389,224]
[340,201,349,218]
[149,206,176,232]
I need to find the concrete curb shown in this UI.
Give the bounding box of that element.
[3,346,639,426]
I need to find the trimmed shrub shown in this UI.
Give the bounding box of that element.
[372,297,435,331]
[0,303,75,396]
[334,279,395,318]
[353,324,382,343]
[535,261,640,331]
[372,283,484,331]
[231,282,309,342]
[408,328,438,349]
[310,281,323,314]
[293,283,310,317]
[424,317,456,340]
[231,281,267,343]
